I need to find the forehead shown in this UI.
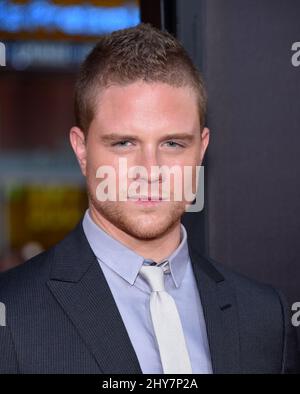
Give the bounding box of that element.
[90,81,200,134]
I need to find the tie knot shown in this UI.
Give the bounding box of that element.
[139,265,165,292]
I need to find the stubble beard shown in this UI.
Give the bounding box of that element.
[88,187,185,241]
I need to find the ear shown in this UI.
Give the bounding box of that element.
[199,127,210,164]
[69,127,87,176]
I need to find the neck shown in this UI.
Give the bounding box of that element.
[88,206,181,263]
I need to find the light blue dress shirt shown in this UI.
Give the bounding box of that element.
[82,210,212,374]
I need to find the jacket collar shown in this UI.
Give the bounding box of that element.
[187,242,241,373]
[47,219,241,374]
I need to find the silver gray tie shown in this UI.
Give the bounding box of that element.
[139,264,192,374]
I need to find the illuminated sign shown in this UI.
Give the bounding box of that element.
[0,0,140,69]
[0,0,140,40]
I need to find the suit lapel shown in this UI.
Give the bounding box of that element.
[46,220,240,374]
[47,222,142,374]
[188,244,241,374]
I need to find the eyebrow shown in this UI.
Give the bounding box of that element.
[160,133,196,141]
[100,132,196,143]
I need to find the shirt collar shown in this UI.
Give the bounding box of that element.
[82,209,190,288]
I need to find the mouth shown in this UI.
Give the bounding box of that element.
[127,195,168,205]
[128,194,168,200]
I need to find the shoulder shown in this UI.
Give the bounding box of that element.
[0,228,74,301]
[0,247,53,302]
[203,255,288,320]
[0,220,94,307]
[0,221,87,300]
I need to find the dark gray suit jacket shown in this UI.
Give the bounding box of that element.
[0,220,299,373]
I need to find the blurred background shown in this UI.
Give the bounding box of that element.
[1,1,300,347]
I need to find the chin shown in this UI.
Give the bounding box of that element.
[91,197,184,240]
[117,211,180,240]
[123,223,171,240]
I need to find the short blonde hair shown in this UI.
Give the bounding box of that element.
[74,23,207,133]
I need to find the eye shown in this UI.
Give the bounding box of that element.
[112,140,134,147]
[163,141,185,148]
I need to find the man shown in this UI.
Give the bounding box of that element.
[0,24,299,374]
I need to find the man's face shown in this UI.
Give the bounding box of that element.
[70,81,209,240]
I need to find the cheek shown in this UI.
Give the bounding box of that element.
[169,146,201,166]
[87,152,123,198]
[86,145,114,174]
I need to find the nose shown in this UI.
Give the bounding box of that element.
[134,146,162,184]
